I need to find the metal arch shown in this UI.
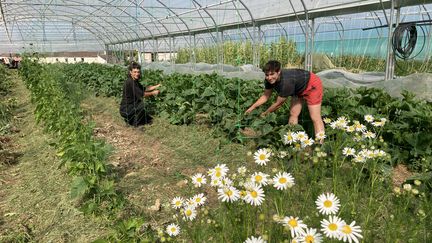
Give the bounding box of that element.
[191,0,218,43]
[3,7,123,44]
[0,0,12,42]
[103,0,160,38]
[6,15,117,44]
[6,16,113,46]
[132,0,169,36]
[421,4,432,61]
[4,1,137,43]
[156,0,192,37]
[229,0,254,40]
[370,11,384,38]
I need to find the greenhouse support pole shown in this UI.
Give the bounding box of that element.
[253,26,261,68]
[385,1,397,80]
[105,44,109,63]
[310,18,315,72]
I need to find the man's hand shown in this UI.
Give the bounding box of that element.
[152,90,160,96]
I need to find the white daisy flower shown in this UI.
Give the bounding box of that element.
[340,221,363,243]
[251,172,270,186]
[208,164,229,179]
[191,173,207,187]
[166,223,180,236]
[353,155,366,163]
[371,121,384,127]
[244,235,266,243]
[354,123,366,132]
[283,132,296,145]
[192,193,206,206]
[221,177,233,187]
[244,184,265,206]
[323,117,332,124]
[316,193,340,215]
[278,151,288,158]
[335,117,349,129]
[301,138,314,148]
[380,118,387,124]
[183,206,197,221]
[272,172,295,190]
[217,186,240,203]
[291,237,301,243]
[342,147,356,157]
[171,197,184,209]
[345,125,355,133]
[281,216,308,238]
[364,114,374,123]
[254,148,272,166]
[362,131,376,139]
[298,227,323,243]
[185,198,197,208]
[294,131,309,142]
[315,131,326,140]
[210,178,222,187]
[374,150,387,157]
[320,215,344,239]
[329,121,338,129]
[237,166,247,175]
[403,184,412,191]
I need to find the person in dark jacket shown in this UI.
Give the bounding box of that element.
[246,60,324,136]
[120,62,161,126]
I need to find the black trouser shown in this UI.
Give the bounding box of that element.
[120,103,152,127]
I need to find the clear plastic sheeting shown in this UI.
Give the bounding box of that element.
[142,62,432,102]
[142,62,264,81]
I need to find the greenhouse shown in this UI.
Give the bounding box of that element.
[1,0,432,242]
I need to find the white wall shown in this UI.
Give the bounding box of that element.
[39,56,107,64]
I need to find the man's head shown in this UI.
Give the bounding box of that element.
[263,60,281,84]
[128,61,141,80]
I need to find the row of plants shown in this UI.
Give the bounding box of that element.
[176,37,302,68]
[57,62,432,174]
[0,65,16,133]
[175,37,432,76]
[18,57,124,215]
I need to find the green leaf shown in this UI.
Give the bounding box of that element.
[70,176,88,198]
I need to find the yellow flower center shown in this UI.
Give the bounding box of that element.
[305,235,314,243]
[175,201,181,206]
[240,191,247,197]
[226,190,233,196]
[324,200,332,208]
[215,171,221,177]
[279,177,287,184]
[186,210,192,216]
[342,225,352,234]
[170,228,176,232]
[197,178,202,182]
[259,154,266,160]
[288,219,298,227]
[195,198,201,203]
[329,223,338,231]
[215,168,221,172]
[255,175,263,182]
[251,191,258,198]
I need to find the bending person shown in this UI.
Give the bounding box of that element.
[246,60,324,137]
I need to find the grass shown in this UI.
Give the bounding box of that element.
[0,71,109,242]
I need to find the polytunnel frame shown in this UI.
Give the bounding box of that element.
[2,0,156,44]
[106,0,260,69]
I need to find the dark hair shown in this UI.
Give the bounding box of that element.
[263,60,281,73]
[128,61,141,78]
[128,61,141,72]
